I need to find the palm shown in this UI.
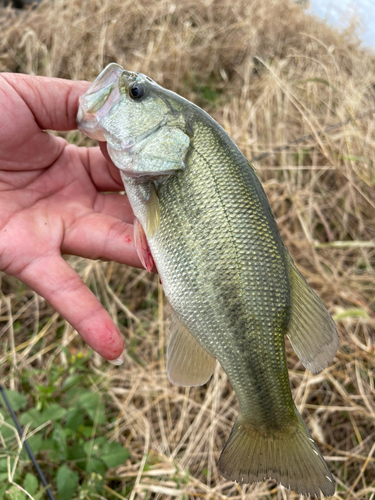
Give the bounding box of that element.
[0,73,141,361]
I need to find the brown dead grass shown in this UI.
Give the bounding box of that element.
[1,0,375,498]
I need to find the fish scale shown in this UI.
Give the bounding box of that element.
[77,63,338,497]
[154,121,293,425]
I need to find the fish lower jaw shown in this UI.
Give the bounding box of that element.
[76,115,106,142]
[120,168,177,182]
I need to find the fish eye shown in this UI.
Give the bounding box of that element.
[129,83,145,99]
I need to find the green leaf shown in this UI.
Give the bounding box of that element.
[19,409,44,428]
[4,485,26,500]
[42,404,67,422]
[2,390,27,412]
[20,434,44,460]
[79,438,129,472]
[68,443,87,469]
[83,436,107,455]
[23,474,38,495]
[56,465,79,500]
[33,486,50,500]
[78,392,99,410]
[20,404,67,428]
[85,458,106,476]
[39,439,55,452]
[65,406,84,431]
[35,384,55,398]
[82,426,93,438]
[65,387,80,401]
[0,484,7,500]
[63,375,84,390]
[0,416,16,439]
[78,392,106,424]
[27,434,43,453]
[100,442,130,468]
[48,451,62,463]
[52,424,68,460]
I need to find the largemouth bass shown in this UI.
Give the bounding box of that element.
[77,63,338,497]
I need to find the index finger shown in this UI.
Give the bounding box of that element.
[18,252,125,362]
[1,73,90,132]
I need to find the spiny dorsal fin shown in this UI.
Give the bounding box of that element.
[167,311,216,387]
[285,253,338,374]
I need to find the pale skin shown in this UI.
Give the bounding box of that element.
[0,73,143,362]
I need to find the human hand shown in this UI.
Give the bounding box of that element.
[0,73,142,363]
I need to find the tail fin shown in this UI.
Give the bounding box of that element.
[218,413,334,497]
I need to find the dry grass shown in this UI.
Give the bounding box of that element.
[1,0,375,498]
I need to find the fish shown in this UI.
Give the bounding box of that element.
[77,63,338,497]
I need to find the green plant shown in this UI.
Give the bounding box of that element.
[0,359,130,500]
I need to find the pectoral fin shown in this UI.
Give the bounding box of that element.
[146,184,160,237]
[134,217,154,272]
[167,311,216,387]
[286,253,338,374]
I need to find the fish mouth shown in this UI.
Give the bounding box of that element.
[76,63,124,142]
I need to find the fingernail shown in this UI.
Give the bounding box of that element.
[108,353,125,366]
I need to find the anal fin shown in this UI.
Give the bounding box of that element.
[167,311,216,387]
[286,253,339,374]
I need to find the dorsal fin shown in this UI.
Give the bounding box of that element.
[285,253,338,374]
[167,310,216,387]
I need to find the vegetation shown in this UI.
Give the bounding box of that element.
[0,0,375,498]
